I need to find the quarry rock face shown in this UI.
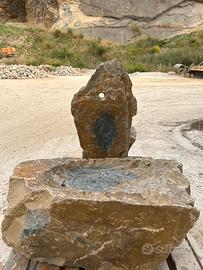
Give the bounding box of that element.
[26,0,59,28]
[0,0,58,27]
[1,0,203,42]
[53,0,203,42]
[71,60,137,159]
[0,0,26,21]
[2,157,199,270]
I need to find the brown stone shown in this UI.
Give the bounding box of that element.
[2,157,199,270]
[71,60,137,159]
[0,0,58,26]
[26,0,59,28]
[0,1,26,21]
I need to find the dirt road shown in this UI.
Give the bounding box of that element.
[0,73,203,263]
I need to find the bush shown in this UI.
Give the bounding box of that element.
[150,45,161,54]
[159,48,202,66]
[51,48,71,60]
[78,33,84,39]
[53,29,64,39]
[138,47,203,71]
[125,63,148,73]
[42,42,53,49]
[73,56,86,68]
[89,40,108,57]
[53,29,74,40]
[0,22,202,72]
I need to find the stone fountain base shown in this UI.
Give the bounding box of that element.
[2,157,199,270]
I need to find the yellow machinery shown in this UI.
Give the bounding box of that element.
[0,47,16,58]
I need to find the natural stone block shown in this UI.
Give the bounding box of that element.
[2,157,199,270]
[71,60,137,159]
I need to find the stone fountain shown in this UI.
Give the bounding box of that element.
[2,60,199,270]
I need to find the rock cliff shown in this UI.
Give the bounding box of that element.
[0,0,26,21]
[0,0,58,27]
[1,0,203,43]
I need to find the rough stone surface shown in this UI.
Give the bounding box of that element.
[0,0,58,27]
[0,0,26,21]
[1,0,203,42]
[71,60,137,159]
[2,157,199,270]
[52,0,203,43]
[25,0,59,28]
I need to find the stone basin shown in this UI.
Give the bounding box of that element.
[2,157,199,270]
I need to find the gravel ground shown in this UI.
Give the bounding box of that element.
[0,72,203,263]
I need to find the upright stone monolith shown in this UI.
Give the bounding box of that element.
[71,60,137,158]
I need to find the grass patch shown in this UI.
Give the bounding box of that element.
[0,22,203,72]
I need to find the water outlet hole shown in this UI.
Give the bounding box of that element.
[99,92,105,100]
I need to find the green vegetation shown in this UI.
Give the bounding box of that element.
[0,22,203,72]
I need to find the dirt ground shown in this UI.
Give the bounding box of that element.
[0,72,203,264]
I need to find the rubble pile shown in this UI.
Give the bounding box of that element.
[51,65,81,76]
[0,64,80,79]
